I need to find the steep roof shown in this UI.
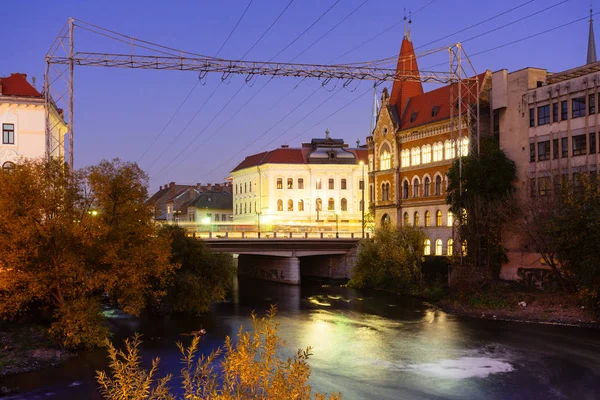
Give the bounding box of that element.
[189,191,233,210]
[0,73,41,97]
[231,148,367,172]
[389,35,423,117]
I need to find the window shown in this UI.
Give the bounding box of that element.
[328,178,334,190]
[462,241,468,256]
[529,108,535,127]
[432,106,440,117]
[561,100,568,120]
[328,198,335,211]
[424,211,431,227]
[316,179,322,190]
[298,178,304,189]
[316,198,322,211]
[591,132,597,154]
[403,212,409,226]
[298,200,304,211]
[553,138,559,159]
[460,137,469,157]
[410,112,418,122]
[245,183,247,193]
[447,239,454,256]
[287,178,293,189]
[287,199,293,211]
[2,124,14,144]
[380,144,391,170]
[403,180,409,199]
[552,103,558,123]
[424,239,431,256]
[573,134,587,156]
[412,178,420,198]
[235,184,238,194]
[537,105,550,125]
[341,198,348,211]
[572,97,586,118]
[341,178,347,190]
[277,199,283,211]
[249,202,251,213]
[411,147,421,165]
[493,109,500,136]
[423,177,430,197]
[447,211,454,226]
[244,203,247,213]
[358,179,364,190]
[382,183,390,201]
[539,176,551,196]
[436,210,442,227]
[529,143,535,162]
[444,140,455,159]
[249,182,252,192]
[235,204,237,214]
[277,178,283,189]
[215,214,220,222]
[370,185,374,202]
[435,175,442,196]
[433,143,443,162]
[401,149,410,167]
[537,140,550,161]
[414,212,420,227]
[590,94,596,115]
[435,239,443,256]
[422,145,432,163]
[561,137,568,158]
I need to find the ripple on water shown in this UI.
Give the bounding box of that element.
[373,356,514,379]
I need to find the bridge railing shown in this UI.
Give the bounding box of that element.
[192,231,371,240]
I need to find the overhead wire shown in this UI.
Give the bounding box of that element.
[215,0,254,57]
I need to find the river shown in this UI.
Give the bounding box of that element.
[2,277,600,400]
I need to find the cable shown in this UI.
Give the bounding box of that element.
[240,0,295,60]
[215,0,254,57]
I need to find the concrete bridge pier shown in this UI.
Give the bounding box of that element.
[238,254,301,285]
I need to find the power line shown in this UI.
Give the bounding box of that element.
[215,0,254,57]
[240,0,295,60]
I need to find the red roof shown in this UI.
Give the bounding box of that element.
[231,148,367,172]
[400,73,487,130]
[0,73,41,97]
[389,36,423,116]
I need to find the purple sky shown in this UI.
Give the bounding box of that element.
[1,0,595,191]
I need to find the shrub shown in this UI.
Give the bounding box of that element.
[49,298,109,349]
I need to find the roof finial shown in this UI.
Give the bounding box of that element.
[356,138,360,147]
[403,7,407,37]
[325,129,330,139]
[588,1,597,64]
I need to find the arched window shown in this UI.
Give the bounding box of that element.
[381,214,391,227]
[287,178,293,189]
[298,178,304,189]
[277,178,283,189]
[277,199,283,211]
[341,198,348,211]
[403,180,409,199]
[244,182,247,193]
[249,182,252,192]
[462,240,468,256]
[424,211,431,226]
[461,208,468,224]
[460,137,469,157]
[401,149,410,167]
[328,198,335,211]
[435,175,442,196]
[424,239,431,256]
[445,140,456,159]
[447,211,454,226]
[422,145,432,163]
[316,198,322,211]
[435,239,443,255]
[249,202,252,213]
[2,161,15,172]
[287,199,294,211]
[380,143,391,170]
[235,184,238,194]
[316,178,322,190]
[244,203,247,213]
[235,204,238,214]
[447,239,454,256]
[411,147,421,165]
[328,178,335,190]
[414,211,420,226]
[412,177,420,198]
[298,199,304,211]
[424,177,430,197]
[404,212,409,226]
[436,210,442,227]
[382,182,390,201]
[433,142,443,161]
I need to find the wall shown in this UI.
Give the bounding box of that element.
[238,254,301,284]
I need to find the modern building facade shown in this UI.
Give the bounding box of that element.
[0,73,67,167]
[230,134,368,233]
[367,32,491,256]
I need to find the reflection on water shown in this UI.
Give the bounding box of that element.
[3,277,600,400]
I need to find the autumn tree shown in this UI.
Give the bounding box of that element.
[350,225,425,293]
[0,158,175,348]
[97,306,342,400]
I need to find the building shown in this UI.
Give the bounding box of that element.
[495,11,600,277]
[367,30,491,256]
[0,73,67,168]
[230,133,368,233]
[186,191,233,229]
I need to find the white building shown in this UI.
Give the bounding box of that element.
[0,73,67,169]
[230,135,368,233]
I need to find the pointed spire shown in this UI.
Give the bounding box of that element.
[369,83,380,134]
[389,33,423,118]
[588,3,597,64]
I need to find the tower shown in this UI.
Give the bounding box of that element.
[588,4,597,64]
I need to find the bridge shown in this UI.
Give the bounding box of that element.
[200,233,366,285]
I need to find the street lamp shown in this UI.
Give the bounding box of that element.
[360,160,365,238]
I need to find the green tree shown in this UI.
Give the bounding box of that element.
[159,225,235,314]
[97,307,342,400]
[446,138,517,279]
[350,226,425,293]
[0,158,175,348]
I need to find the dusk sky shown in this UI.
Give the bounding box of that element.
[1,0,595,191]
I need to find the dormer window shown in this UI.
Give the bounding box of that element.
[410,112,418,123]
[432,106,439,117]
[329,151,336,159]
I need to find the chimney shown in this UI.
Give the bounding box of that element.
[169,182,176,196]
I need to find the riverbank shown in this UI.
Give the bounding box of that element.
[438,281,600,329]
[0,322,73,380]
